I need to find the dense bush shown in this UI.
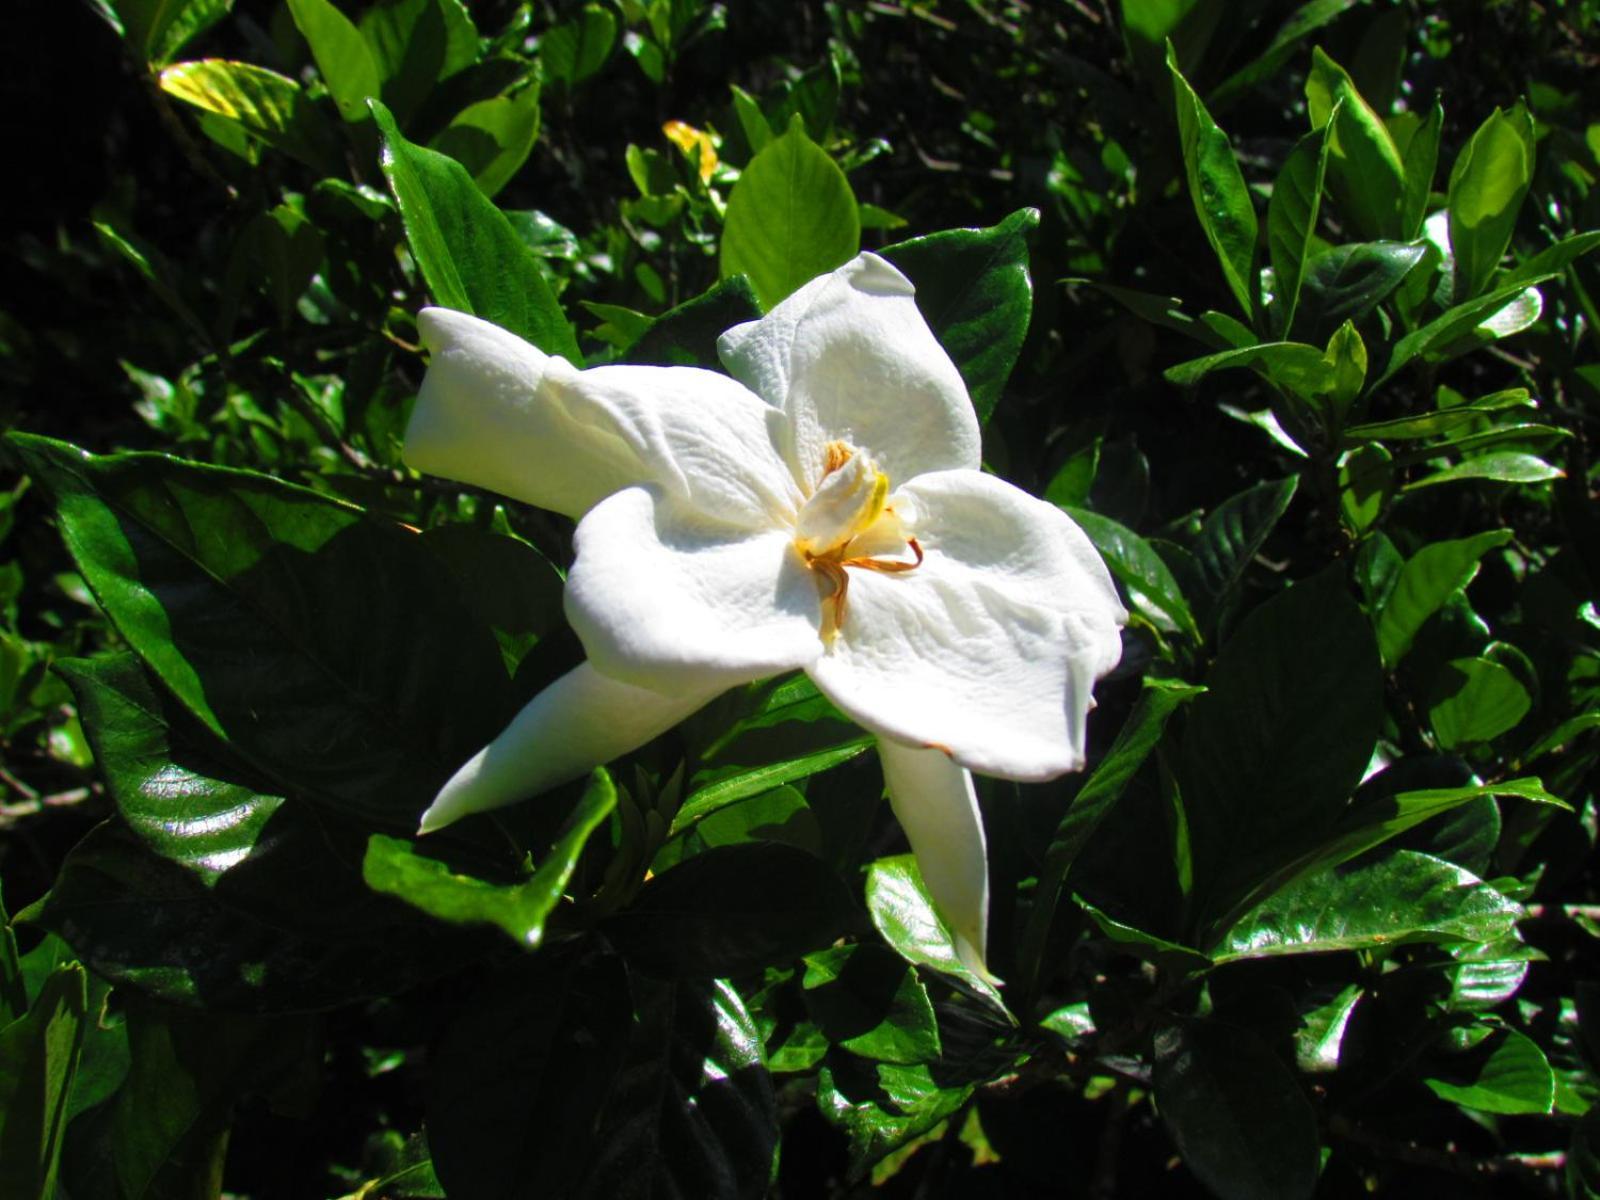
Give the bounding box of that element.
[3,1,1600,1196]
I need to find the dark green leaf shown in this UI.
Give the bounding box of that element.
[1293,240,1427,340]
[1181,569,1382,931]
[865,855,1006,1013]
[1167,47,1258,318]
[606,844,856,977]
[286,0,382,122]
[1164,341,1331,398]
[1267,116,1332,334]
[364,769,617,948]
[624,276,762,369]
[1214,849,1521,961]
[579,977,778,1200]
[1344,388,1533,442]
[1504,229,1600,286]
[110,0,232,64]
[1338,443,1392,534]
[1153,1018,1319,1200]
[1375,529,1511,668]
[1448,105,1536,301]
[1191,476,1298,612]
[111,1000,317,1200]
[1424,1027,1554,1115]
[677,675,872,833]
[11,435,511,831]
[1062,507,1199,641]
[360,0,479,124]
[23,823,471,1010]
[881,208,1039,424]
[801,944,940,1065]
[421,523,565,673]
[1017,679,1204,1000]
[720,116,859,310]
[372,101,581,363]
[1078,898,1211,972]
[428,951,632,1200]
[0,965,86,1200]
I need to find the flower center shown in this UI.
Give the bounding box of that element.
[794,440,923,643]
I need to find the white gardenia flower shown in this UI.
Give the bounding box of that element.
[404,252,1126,981]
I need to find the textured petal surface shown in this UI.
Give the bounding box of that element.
[417,661,720,833]
[809,470,1126,781]
[718,254,981,491]
[407,307,799,524]
[565,486,824,692]
[878,738,996,983]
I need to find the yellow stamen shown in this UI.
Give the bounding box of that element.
[823,440,854,475]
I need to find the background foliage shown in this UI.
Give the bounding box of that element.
[4,0,1600,1196]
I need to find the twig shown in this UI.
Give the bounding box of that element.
[1522,903,1600,923]
[1328,1115,1565,1179]
[1088,1081,1133,1200]
[0,764,40,801]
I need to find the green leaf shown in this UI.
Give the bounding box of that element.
[881,208,1039,424]
[1376,274,1557,386]
[801,944,940,1065]
[110,0,232,64]
[427,951,632,1200]
[1295,983,1362,1072]
[286,0,382,122]
[720,116,859,311]
[1504,229,1600,286]
[1375,529,1512,668]
[1153,1018,1320,1200]
[1344,388,1533,442]
[1404,451,1564,492]
[865,854,1006,1013]
[623,275,762,369]
[430,81,542,199]
[1424,1027,1555,1115]
[363,769,617,948]
[1078,898,1212,973]
[816,1055,972,1174]
[1214,849,1521,961]
[1208,0,1362,109]
[1018,679,1204,999]
[677,674,872,833]
[1338,443,1392,534]
[421,523,565,673]
[655,785,821,872]
[1164,341,1332,399]
[23,823,472,1010]
[605,844,856,977]
[1293,240,1427,340]
[580,977,779,1198]
[1428,657,1532,749]
[1305,47,1404,240]
[1181,569,1382,932]
[1167,47,1258,318]
[539,4,617,87]
[10,435,510,831]
[359,0,480,124]
[1062,507,1199,641]
[1267,114,1332,334]
[159,60,339,174]
[372,101,581,364]
[1448,105,1536,300]
[1398,99,1442,239]
[0,965,86,1200]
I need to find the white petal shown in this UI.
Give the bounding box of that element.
[406,308,799,525]
[418,661,720,833]
[564,486,824,693]
[877,737,997,984]
[809,470,1126,781]
[717,253,981,491]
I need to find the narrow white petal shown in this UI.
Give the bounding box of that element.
[564,486,823,692]
[406,308,799,524]
[717,253,981,491]
[809,470,1126,781]
[417,661,720,834]
[877,737,997,984]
